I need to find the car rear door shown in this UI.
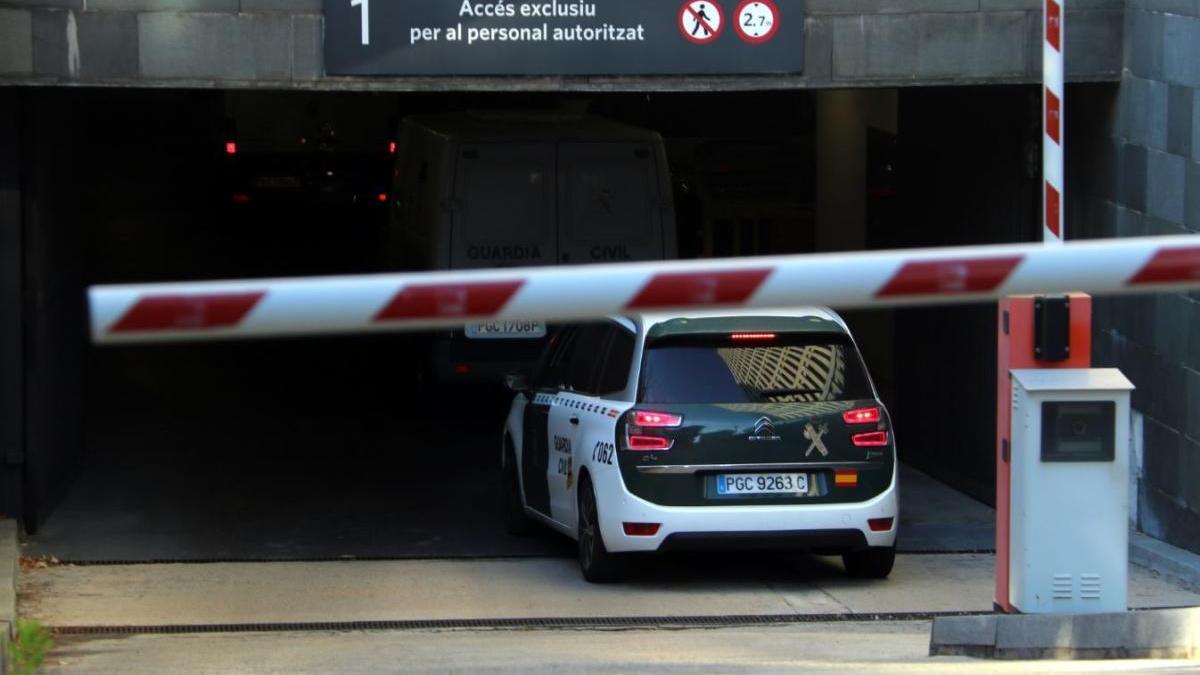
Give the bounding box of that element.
[521,327,575,517]
[451,143,556,269]
[557,142,665,264]
[618,329,895,507]
[545,323,612,525]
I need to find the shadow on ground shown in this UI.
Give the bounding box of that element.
[26,336,995,561]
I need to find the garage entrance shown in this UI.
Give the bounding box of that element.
[4,84,1073,561]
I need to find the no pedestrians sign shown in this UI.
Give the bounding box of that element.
[324,0,805,76]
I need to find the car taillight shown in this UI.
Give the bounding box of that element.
[852,431,889,447]
[634,411,682,427]
[225,141,237,155]
[626,435,673,451]
[843,407,881,424]
[623,522,661,536]
[388,140,397,155]
[377,192,388,203]
[868,517,894,532]
[624,410,681,452]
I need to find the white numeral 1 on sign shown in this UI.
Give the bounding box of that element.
[351,0,369,45]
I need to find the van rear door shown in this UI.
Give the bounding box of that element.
[558,143,666,264]
[451,143,557,269]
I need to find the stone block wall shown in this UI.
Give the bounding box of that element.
[1073,0,1200,554]
[0,0,1122,90]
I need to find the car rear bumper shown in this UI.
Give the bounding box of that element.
[594,462,898,553]
[657,529,868,553]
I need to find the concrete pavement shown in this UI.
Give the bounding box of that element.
[43,622,1200,674]
[20,553,1200,628]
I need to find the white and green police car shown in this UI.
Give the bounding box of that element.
[501,309,898,582]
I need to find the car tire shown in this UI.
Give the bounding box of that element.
[577,477,623,583]
[502,443,535,537]
[842,545,896,579]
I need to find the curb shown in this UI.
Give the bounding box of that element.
[1130,531,1200,592]
[930,607,1200,659]
[0,519,16,674]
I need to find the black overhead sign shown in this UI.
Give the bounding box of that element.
[323,0,804,76]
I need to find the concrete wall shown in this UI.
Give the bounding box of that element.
[1073,1,1200,554]
[15,92,87,531]
[0,0,1123,91]
[0,93,24,520]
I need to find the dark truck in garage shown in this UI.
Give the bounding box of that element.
[386,111,678,383]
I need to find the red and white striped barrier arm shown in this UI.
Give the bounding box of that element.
[1044,0,1064,244]
[89,235,1200,344]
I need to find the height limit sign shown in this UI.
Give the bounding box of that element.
[734,0,779,43]
[324,0,805,76]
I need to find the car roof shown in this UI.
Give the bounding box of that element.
[629,307,850,338]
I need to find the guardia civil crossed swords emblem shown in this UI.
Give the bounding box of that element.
[803,422,830,457]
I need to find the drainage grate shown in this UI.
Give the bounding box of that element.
[53,611,983,636]
[49,553,572,566]
[49,550,993,567]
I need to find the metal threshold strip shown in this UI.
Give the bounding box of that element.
[45,553,574,566]
[47,548,997,566]
[52,610,984,636]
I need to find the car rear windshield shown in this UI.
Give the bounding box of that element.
[638,333,872,405]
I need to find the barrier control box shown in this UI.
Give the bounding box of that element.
[1008,368,1134,614]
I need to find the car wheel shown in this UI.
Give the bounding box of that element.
[842,545,896,579]
[502,443,535,536]
[577,477,622,583]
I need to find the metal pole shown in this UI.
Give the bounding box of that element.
[1044,0,1064,244]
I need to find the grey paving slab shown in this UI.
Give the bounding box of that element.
[0,8,33,76]
[32,8,71,77]
[0,520,16,625]
[1131,530,1200,592]
[1147,150,1187,223]
[1162,14,1200,89]
[1186,160,1200,228]
[76,11,139,80]
[1064,9,1123,78]
[897,465,995,553]
[19,553,1200,628]
[40,623,1200,674]
[933,608,1200,659]
[291,13,321,81]
[138,12,255,80]
[1193,90,1200,162]
[1167,84,1194,158]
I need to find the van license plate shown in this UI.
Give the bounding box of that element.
[464,321,546,339]
[716,473,809,496]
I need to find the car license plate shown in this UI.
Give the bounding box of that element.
[716,473,809,496]
[464,320,546,339]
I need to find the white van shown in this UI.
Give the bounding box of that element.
[387,112,677,382]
